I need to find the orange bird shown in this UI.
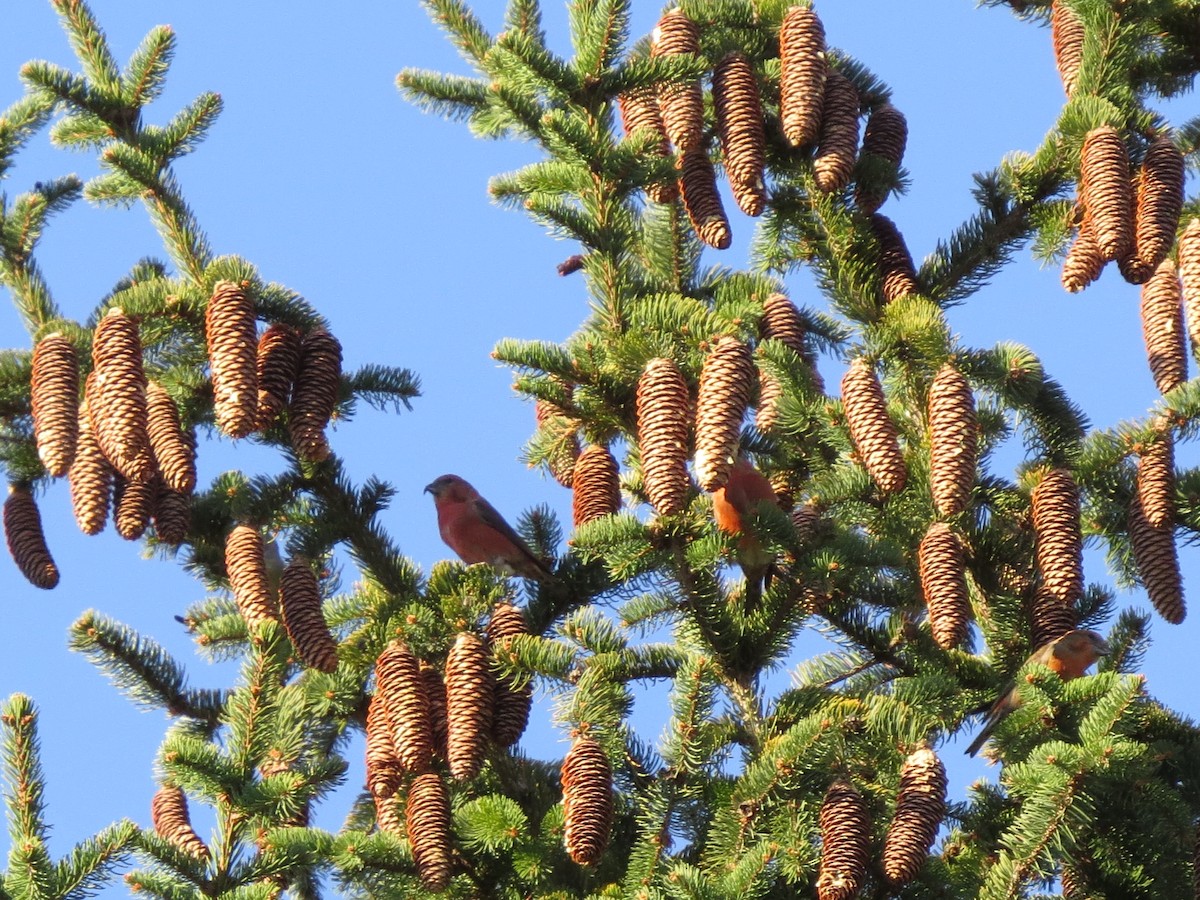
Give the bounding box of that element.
[712,457,780,601]
[965,628,1110,757]
[425,474,553,581]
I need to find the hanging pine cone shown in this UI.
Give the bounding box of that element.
[365,691,403,799]
[918,522,970,650]
[870,214,920,303]
[1129,494,1185,624]
[225,524,280,631]
[841,359,907,494]
[69,399,113,536]
[1031,585,1077,649]
[1180,219,1200,360]
[1032,467,1084,604]
[813,69,860,195]
[618,90,677,204]
[375,792,404,836]
[678,148,732,250]
[562,734,613,866]
[405,772,453,892]
[817,779,870,900]
[535,397,579,488]
[255,322,301,431]
[1141,258,1188,394]
[713,52,766,217]
[792,499,822,545]
[375,641,435,773]
[694,336,755,492]
[153,481,190,545]
[90,309,154,482]
[205,281,258,438]
[1132,133,1184,275]
[421,660,450,760]
[30,333,79,477]
[927,363,977,517]
[651,10,704,154]
[779,5,827,148]
[882,745,947,887]
[113,474,155,540]
[855,103,908,214]
[636,357,692,516]
[280,556,338,673]
[761,292,823,390]
[486,602,532,747]
[1079,126,1133,262]
[1137,425,1175,530]
[145,381,196,494]
[572,444,621,527]
[4,486,58,589]
[445,632,494,781]
[1061,214,1105,293]
[289,327,342,462]
[756,363,784,433]
[1050,1,1084,96]
[151,785,209,860]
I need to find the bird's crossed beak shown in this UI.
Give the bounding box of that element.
[423,482,436,495]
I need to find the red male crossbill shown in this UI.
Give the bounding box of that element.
[425,474,553,581]
[711,457,780,602]
[965,628,1110,757]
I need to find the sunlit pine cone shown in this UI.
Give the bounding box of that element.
[420,661,449,760]
[882,745,947,887]
[4,486,58,589]
[792,499,822,545]
[813,69,860,195]
[637,357,692,516]
[151,785,209,860]
[69,399,113,536]
[1132,133,1184,275]
[1137,424,1175,530]
[1031,585,1077,649]
[534,397,579,488]
[1179,219,1200,359]
[870,214,920,303]
[405,772,453,892]
[841,359,907,494]
[1062,214,1105,293]
[651,10,705,155]
[618,90,677,204]
[1032,467,1084,604]
[289,327,342,462]
[1079,126,1133,262]
[562,734,613,866]
[713,52,766,217]
[855,103,908,214]
[255,322,301,431]
[918,522,970,650]
[375,792,403,836]
[572,444,621,527]
[375,641,435,773]
[205,281,258,438]
[153,481,190,546]
[779,5,827,148]
[280,556,338,673]
[145,381,196,494]
[30,333,79,476]
[365,691,403,799]
[1129,493,1185,624]
[446,632,494,781]
[91,309,154,482]
[1141,258,1187,394]
[1050,1,1084,96]
[761,292,823,390]
[225,524,281,631]
[694,336,755,491]
[756,363,784,433]
[817,779,870,900]
[678,148,732,250]
[927,363,977,517]
[113,474,155,540]
[486,602,532,747]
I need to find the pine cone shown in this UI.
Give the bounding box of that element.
[1062,214,1105,293]
[225,524,280,630]
[1179,219,1200,359]
[90,309,154,481]
[817,779,870,900]
[636,357,692,516]
[113,474,155,540]
[678,148,732,250]
[289,327,342,462]
[761,292,823,390]
[255,322,301,431]
[870,214,920,303]
[375,641,435,773]
[4,486,58,589]
[1129,493,1185,624]
[562,734,613,866]
[792,499,822,545]
[69,399,113,536]
[882,746,947,887]
[1079,126,1133,262]
[445,632,494,781]
[1031,585,1077,649]
[406,772,453,892]
[535,397,579,488]
[153,481,190,545]
[280,556,338,673]
[841,359,907,494]
[651,10,705,155]
[486,602,532,747]
[30,333,79,477]
[919,522,970,650]
[855,103,908,214]
[813,69,860,195]
[1137,425,1175,530]
[713,52,766,217]
[1141,258,1188,394]
[151,785,209,860]
[365,691,403,799]
[756,365,784,433]
[694,336,755,491]
[205,281,258,438]
[421,661,449,761]
[779,5,827,148]
[145,381,196,494]
[618,90,677,204]
[1133,133,1184,274]
[572,444,620,527]
[1050,1,1084,96]
[1032,467,1084,604]
[927,363,977,517]
[375,792,404,836]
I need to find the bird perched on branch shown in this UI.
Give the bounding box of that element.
[965,628,1109,757]
[711,457,780,603]
[425,474,554,581]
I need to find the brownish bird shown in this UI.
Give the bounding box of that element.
[712,457,780,602]
[965,629,1109,757]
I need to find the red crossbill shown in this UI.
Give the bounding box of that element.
[712,457,780,602]
[425,474,553,581]
[965,628,1109,757]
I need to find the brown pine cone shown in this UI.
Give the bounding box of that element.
[1141,258,1187,394]
[761,292,823,390]
[1129,493,1185,624]
[205,281,259,438]
[145,381,196,494]
[1137,424,1175,530]
[113,474,155,541]
[637,357,692,516]
[446,632,494,781]
[855,103,908,214]
[1118,244,1154,287]
[713,52,767,217]
[882,745,947,887]
[151,785,209,860]
[779,5,827,148]
[30,333,79,477]
[1032,467,1084,604]
[280,556,338,673]
[90,309,154,482]
[756,365,784,433]
[1079,126,1133,262]
[841,359,907,494]
[375,792,403,836]
[694,336,755,491]
[1062,214,1105,293]
[918,522,970,650]
[817,779,870,900]
[651,10,705,155]
[365,691,403,799]
[69,399,113,536]
[678,148,732,250]
[870,214,920,303]
[405,772,453,892]
[618,90,677,204]
[1133,133,1184,274]
[486,602,532,747]
[4,486,58,589]
[255,322,301,431]
[1180,218,1200,359]
[225,524,280,630]
[534,397,579,488]
[421,661,449,761]
[375,641,435,773]
[1031,585,1078,649]
[791,499,822,545]
[1050,1,1084,96]
[289,327,342,462]
[572,445,621,527]
[813,69,860,195]
[927,363,977,517]
[153,481,190,545]
[562,734,613,866]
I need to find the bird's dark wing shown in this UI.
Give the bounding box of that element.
[965,679,1017,757]
[471,496,552,577]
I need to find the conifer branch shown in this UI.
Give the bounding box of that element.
[1,695,53,900]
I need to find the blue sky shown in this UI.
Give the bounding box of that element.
[1,0,1197,884]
